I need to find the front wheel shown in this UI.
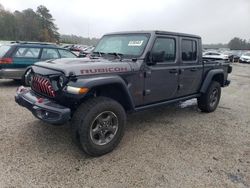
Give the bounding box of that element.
[198,81,221,112]
[72,97,126,156]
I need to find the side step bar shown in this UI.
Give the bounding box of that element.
[135,94,200,112]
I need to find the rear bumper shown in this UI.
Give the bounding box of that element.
[0,68,25,79]
[15,86,71,125]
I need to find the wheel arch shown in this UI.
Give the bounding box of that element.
[71,75,135,112]
[200,69,224,93]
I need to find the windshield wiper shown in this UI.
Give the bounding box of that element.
[91,51,124,60]
[92,51,105,57]
[107,52,124,60]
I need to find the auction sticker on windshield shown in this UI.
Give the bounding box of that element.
[128,40,144,46]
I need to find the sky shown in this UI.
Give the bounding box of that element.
[1,0,250,43]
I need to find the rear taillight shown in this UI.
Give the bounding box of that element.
[0,58,13,64]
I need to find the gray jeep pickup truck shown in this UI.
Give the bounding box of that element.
[15,31,232,156]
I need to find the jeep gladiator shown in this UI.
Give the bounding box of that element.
[15,31,232,156]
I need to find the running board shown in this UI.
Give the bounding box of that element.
[135,94,200,112]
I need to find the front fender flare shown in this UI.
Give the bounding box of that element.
[68,75,135,110]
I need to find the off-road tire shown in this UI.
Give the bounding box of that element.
[72,97,126,156]
[198,81,221,112]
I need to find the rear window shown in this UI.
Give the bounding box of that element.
[41,48,59,59]
[14,47,41,58]
[0,45,11,57]
[181,39,197,61]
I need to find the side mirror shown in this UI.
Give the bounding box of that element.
[146,51,165,65]
[152,51,165,62]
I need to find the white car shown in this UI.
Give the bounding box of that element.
[203,52,228,60]
[239,52,250,63]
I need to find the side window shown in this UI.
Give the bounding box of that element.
[41,48,60,59]
[181,39,197,61]
[58,49,76,58]
[14,47,41,58]
[151,37,176,62]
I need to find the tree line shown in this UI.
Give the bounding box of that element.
[0,4,249,48]
[60,34,99,46]
[0,4,99,45]
[228,37,250,50]
[203,38,250,50]
[0,4,59,42]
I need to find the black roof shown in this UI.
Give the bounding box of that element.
[105,30,201,39]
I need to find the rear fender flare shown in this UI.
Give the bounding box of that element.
[200,69,224,93]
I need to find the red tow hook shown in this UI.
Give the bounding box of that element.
[37,98,44,103]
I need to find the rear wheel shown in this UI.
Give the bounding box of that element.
[72,97,126,156]
[198,81,221,112]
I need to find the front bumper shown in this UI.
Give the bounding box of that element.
[15,86,71,124]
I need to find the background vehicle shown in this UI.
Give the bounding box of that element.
[63,44,94,57]
[225,50,243,62]
[15,31,232,157]
[0,42,77,82]
[78,46,95,57]
[203,51,229,60]
[239,52,250,63]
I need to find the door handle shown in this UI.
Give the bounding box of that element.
[169,69,178,74]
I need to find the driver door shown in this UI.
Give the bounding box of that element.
[143,36,179,104]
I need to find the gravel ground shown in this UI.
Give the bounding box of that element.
[0,63,249,188]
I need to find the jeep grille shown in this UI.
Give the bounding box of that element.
[31,75,56,97]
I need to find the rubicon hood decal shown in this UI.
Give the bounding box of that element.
[80,67,128,75]
[34,58,131,76]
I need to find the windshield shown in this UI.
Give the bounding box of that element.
[0,45,11,58]
[93,34,150,57]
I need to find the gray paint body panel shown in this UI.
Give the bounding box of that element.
[29,31,230,112]
[35,58,132,76]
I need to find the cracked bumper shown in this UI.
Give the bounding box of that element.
[15,86,71,125]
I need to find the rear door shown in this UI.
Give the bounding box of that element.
[40,48,60,60]
[143,35,179,104]
[177,38,203,97]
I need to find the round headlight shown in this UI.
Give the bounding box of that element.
[30,73,34,82]
[24,68,33,86]
[58,76,64,88]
